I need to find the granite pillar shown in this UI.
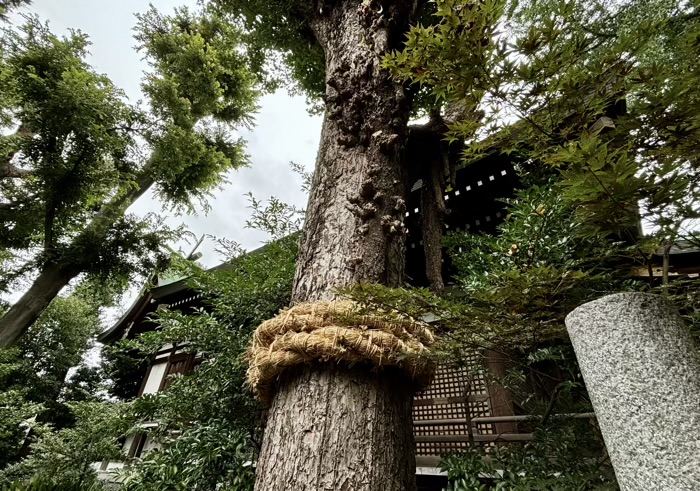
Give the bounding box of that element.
[565,293,700,491]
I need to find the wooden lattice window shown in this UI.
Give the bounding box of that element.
[159,353,195,391]
[413,355,497,458]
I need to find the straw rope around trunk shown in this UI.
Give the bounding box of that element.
[246,300,436,403]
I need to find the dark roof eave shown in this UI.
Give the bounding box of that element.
[97,241,282,345]
[97,291,153,344]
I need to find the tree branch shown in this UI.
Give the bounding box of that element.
[540,382,564,425]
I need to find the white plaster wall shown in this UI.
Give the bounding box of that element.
[142,434,160,454]
[142,362,167,395]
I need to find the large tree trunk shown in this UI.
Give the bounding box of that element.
[254,1,417,490]
[255,366,416,491]
[0,262,73,346]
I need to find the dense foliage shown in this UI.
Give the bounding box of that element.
[0,282,112,474]
[114,201,300,491]
[209,0,326,100]
[345,183,622,488]
[442,418,616,491]
[376,0,700,487]
[386,0,700,257]
[0,215,297,488]
[121,422,255,491]
[1,403,128,489]
[0,2,264,487]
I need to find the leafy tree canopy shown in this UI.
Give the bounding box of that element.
[0,280,115,472]
[0,5,262,346]
[209,0,326,99]
[1,402,130,489]
[385,0,700,251]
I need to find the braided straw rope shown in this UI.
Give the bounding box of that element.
[246,300,436,403]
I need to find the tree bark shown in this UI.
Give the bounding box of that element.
[254,1,417,489]
[0,262,73,346]
[291,5,412,301]
[255,366,416,491]
[417,136,448,294]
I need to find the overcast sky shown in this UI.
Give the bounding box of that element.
[20,0,322,267]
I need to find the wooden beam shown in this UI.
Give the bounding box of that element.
[470,412,596,424]
[414,433,533,443]
[413,394,489,406]
[414,412,595,427]
[414,418,468,426]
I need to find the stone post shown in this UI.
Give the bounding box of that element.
[565,292,700,491]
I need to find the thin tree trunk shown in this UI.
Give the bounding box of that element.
[254,1,417,489]
[483,349,517,436]
[0,262,72,346]
[420,156,447,293]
